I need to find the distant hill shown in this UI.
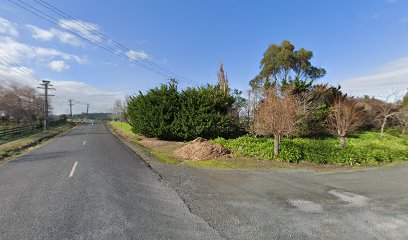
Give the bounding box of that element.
[71,113,112,120]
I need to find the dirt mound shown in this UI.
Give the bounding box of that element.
[174,137,230,161]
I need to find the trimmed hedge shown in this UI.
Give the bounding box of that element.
[127,82,240,141]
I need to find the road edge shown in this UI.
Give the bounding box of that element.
[105,122,226,239]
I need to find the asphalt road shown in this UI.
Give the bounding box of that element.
[1,123,408,240]
[153,155,408,239]
[0,123,221,240]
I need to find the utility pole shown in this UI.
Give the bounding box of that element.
[86,104,89,116]
[69,99,73,120]
[38,80,55,132]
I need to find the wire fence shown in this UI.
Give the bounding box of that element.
[0,124,41,139]
[0,119,67,142]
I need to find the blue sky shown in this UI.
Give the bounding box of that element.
[0,0,407,114]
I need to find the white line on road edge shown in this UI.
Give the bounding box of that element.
[69,161,78,178]
[83,140,86,146]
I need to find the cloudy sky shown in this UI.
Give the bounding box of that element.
[0,0,407,114]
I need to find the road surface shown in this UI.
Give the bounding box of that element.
[0,123,221,240]
[1,122,408,239]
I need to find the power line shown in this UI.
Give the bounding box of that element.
[34,0,191,83]
[0,52,41,83]
[8,0,173,80]
[7,0,170,79]
[8,0,199,86]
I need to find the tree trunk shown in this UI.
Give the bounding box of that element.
[339,136,346,149]
[274,134,280,156]
[380,117,387,138]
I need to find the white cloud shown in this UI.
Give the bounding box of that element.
[48,60,70,72]
[50,80,124,114]
[26,24,83,47]
[126,50,149,60]
[0,17,18,37]
[26,24,53,41]
[58,19,101,43]
[0,36,87,65]
[337,57,408,97]
[0,64,38,87]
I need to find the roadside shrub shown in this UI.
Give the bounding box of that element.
[127,82,179,140]
[127,82,240,141]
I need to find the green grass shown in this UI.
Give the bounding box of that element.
[212,131,408,165]
[151,152,180,164]
[108,121,142,142]
[109,121,133,134]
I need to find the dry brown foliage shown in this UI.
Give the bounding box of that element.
[0,85,43,124]
[327,97,365,148]
[254,87,309,155]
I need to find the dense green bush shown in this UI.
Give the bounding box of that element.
[128,83,179,140]
[127,82,240,141]
[212,132,408,164]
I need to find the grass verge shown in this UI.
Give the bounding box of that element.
[108,121,408,169]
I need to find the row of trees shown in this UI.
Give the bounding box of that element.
[0,85,45,125]
[250,40,408,155]
[123,39,407,157]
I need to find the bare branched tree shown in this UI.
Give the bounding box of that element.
[373,95,399,137]
[327,98,365,149]
[112,99,127,122]
[217,63,229,95]
[254,87,309,156]
[0,85,43,124]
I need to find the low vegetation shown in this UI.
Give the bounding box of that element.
[213,132,408,165]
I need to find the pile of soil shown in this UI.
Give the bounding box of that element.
[173,137,230,161]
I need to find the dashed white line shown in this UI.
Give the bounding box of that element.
[83,140,86,146]
[69,161,78,178]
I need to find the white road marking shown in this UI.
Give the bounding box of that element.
[69,161,78,178]
[83,140,86,146]
[328,190,367,206]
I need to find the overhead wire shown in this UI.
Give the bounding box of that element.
[8,0,175,81]
[0,52,41,83]
[8,0,199,86]
[34,0,192,84]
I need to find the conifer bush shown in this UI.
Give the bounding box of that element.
[127,82,240,141]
